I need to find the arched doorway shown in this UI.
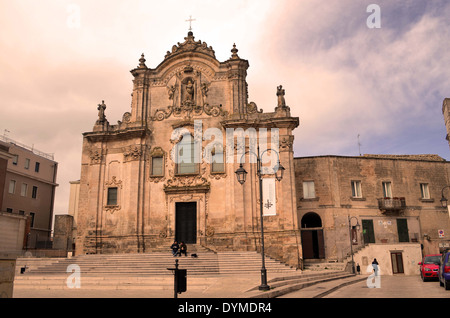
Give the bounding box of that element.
[301,212,325,259]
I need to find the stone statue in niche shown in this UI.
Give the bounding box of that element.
[180,77,195,106]
[185,79,194,102]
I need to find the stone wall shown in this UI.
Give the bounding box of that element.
[0,258,16,298]
[353,243,422,275]
[295,155,450,262]
[0,212,26,253]
[53,215,74,251]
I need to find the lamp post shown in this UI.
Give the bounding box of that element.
[440,185,450,208]
[348,215,360,274]
[235,145,284,291]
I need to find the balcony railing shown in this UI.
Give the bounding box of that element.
[377,197,406,213]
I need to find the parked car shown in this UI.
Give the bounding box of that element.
[419,254,441,281]
[439,251,450,290]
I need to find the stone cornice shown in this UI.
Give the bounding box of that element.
[221,115,299,130]
[83,127,151,142]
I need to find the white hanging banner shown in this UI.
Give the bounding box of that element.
[262,178,276,216]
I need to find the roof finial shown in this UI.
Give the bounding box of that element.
[186,15,196,33]
[138,53,147,69]
[231,43,239,59]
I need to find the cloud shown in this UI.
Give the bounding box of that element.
[249,0,450,157]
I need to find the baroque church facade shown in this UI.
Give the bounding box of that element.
[75,31,302,268]
[73,31,450,273]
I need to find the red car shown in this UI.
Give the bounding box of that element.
[419,254,441,281]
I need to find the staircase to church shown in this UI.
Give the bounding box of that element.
[302,259,348,271]
[14,246,297,290]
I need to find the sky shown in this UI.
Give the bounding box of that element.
[1,0,450,217]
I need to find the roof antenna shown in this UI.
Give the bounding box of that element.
[357,134,362,156]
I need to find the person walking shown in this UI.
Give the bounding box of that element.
[372,258,379,276]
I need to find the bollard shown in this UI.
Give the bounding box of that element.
[167,259,187,298]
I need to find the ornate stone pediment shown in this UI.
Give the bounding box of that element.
[151,103,227,121]
[163,175,210,193]
[104,176,122,189]
[151,61,226,121]
[164,32,215,60]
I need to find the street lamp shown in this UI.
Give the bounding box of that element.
[348,215,360,274]
[440,185,450,208]
[273,160,285,182]
[235,164,248,185]
[235,145,284,291]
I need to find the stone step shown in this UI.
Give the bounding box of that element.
[15,250,297,280]
[14,270,349,291]
[14,275,217,290]
[303,262,347,271]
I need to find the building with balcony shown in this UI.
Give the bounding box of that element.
[0,136,58,252]
[295,154,450,274]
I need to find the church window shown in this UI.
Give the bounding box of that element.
[303,181,315,199]
[107,187,118,206]
[175,134,199,175]
[211,145,224,173]
[151,157,164,176]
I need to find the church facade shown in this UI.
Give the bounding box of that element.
[75,31,302,268]
[73,31,450,273]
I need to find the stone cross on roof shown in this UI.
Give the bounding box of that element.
[185,15,196,32]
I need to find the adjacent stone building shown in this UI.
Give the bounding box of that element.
[295,154,450,274]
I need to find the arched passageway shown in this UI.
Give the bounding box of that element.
[301,212,325,259]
